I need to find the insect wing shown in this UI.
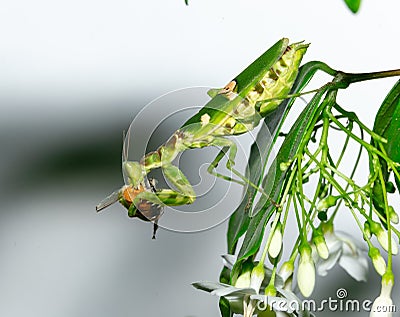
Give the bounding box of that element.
[96,190,120,212]
[136,199,164,222]
[138,178,164,221]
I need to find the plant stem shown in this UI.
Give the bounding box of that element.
[338,69,400,85]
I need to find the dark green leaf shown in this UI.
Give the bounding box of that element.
[226,61,334,254]
[343,0,361,13]
[382,87,400,173]
[371,80,400,217]
[226,123,269,254]
[219,297,233,317]
[219,266,231,285]
[372,80,400,137]
[218,263,233,317]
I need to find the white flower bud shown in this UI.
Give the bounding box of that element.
[234,262,254,288]
[370,273,394,317]
[364,221,372,239]
[374,226,399,255]
[279,260,294,283]
[264,285,277,297]
[313,235,329,259]
[388,206,399,224]
[280,161,291,171]
[235,270,251,288]
[268,222,283,259]
[297,244,315,297]
[369,247,387,276]
[250,264,265,293]
[370,294,393,317]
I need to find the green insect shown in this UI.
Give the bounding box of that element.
[96,38,308,237]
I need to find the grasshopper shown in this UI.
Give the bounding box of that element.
[96,38,309,238]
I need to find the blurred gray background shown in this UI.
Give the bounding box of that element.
[0,0,399,316]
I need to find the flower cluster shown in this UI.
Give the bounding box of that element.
[192,69,400,316]
[193,255,309,317]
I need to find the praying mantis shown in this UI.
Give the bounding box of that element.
[96,38,309,237]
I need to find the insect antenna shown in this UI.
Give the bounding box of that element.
[122,128,131,163]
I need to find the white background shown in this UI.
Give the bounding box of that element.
[0,1,399,316]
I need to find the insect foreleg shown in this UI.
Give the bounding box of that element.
[134,164,196,207]
[127,203,138,217]
[160,164,196,205]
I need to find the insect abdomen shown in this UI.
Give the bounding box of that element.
[247,42,309,116]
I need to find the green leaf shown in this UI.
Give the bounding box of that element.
[226,122,270,254]
[219,266,231,284]
[226,61,335,254]
[343,0,361,13]
[372,80,400,138]
[232,81,331,279]
[381,84,400,172]
[371,80,400,217]
[218,262,233,317]
[219,297,233,317]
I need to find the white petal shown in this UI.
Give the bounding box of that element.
[315,246,341,276]
[192,281,228,293]
[221,254,236,270]
[235,270,251,288]
[326,237,343,254]
[323,232,339,247]
[192,281,255,298]
[212,286,256,297]
[314,233,342,272]
[336,231,367,251]
[339,253,368,282]
[192,280,255,315]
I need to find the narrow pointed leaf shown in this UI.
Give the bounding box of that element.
[343,0,361,13]
[219,297,233,317]
[371,80,400,219]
